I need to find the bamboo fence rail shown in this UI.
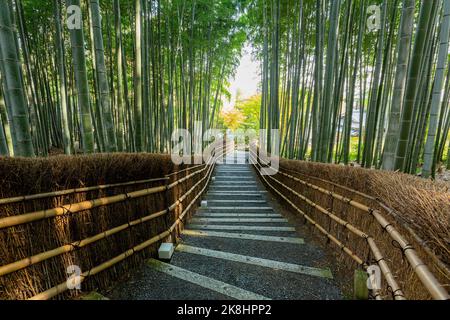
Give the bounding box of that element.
[0,209,168,276]
[27,147,220,300]
[0,177,169,205]
[276,170,449,300]
[0,185,168,229]
[249,149,448,300]
[251,168,382,299]
[0,145,225,230]
[29,230,172,300]
[0,144,226,300]
[250,156,405,299]
[281,167,450,278]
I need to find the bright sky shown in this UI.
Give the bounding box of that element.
[223,43,260,111]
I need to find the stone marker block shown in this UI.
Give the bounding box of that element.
[158,243,174,260]
[201,200,208,208]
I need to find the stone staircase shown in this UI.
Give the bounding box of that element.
[110,151,342,300]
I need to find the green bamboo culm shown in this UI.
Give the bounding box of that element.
[363,0,387,169]
[422,0,450,178]
[90,0,117,152]
[343,0,365,165]
[0,1,34,157]
[394,0,434,171]
[66,0,95,153]
[113,0,125,152]
[318,0,340,163]
[0,106,8,155]
[382,0,415,171]
[0,85,13,156]
[134,0,143,152]
[54,0,72,155]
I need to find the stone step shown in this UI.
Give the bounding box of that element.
[188,224,296,232]
[207,191,266,194]
[191,217,288,223]
[175,245,333,279]
[198,207,274,213]
[209,187,261,192]
[205,195,263,201]
[213,180,256,184]
[214,174,254,178]
[204,200,268,207]
[147,259,270,300]
[215,170,250,172]
[195,213,281,218]
[210,185,259,188]
[182,229,305,244]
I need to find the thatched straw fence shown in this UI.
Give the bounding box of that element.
[250,149,449,300]
[0,146,224,300]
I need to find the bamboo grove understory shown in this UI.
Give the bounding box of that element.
[1,0,450,178]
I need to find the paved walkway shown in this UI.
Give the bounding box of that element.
[110,151,342,300]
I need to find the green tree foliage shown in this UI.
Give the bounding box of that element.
[235,95,261,131]
[220,108,245,131]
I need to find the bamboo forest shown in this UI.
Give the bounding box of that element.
[0,0,450,178]
[0,0,449,303]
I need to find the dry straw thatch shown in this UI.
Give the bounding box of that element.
[258,158,449,300]
[0,153,210,300]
